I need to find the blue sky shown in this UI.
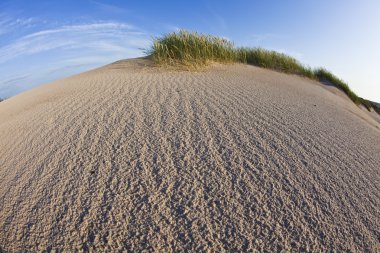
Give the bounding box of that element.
[1,0,379,101]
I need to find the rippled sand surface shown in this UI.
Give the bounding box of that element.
[1,59,379,252]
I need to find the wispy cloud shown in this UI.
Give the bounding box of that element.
[0,22,149,64]
[2,74,30,86]
[0,20,151,97]
[251,33,281,43]
[23,22,136,39]
[0,13,36,36]
[90,0,128,14]
[0,74,30,98]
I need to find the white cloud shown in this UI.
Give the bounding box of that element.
[2,74,30,85]
[0,22,149,64]
[23,22,136,39]
[0,14,36,36]
[0,21,151,97]
[90,0,128,14]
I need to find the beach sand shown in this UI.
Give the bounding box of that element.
[1,58,379,252]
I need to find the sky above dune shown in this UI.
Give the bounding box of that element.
[0,0,379,101]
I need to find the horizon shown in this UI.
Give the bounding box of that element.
[0,0,379,102]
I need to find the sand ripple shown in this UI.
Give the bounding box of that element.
[0,59,379,252]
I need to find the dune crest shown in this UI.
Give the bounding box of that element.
[1,59,379,252]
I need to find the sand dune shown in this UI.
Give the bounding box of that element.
[1,58,379,252]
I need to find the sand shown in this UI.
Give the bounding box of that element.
[0,58,379,252]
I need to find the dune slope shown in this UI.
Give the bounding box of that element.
[1,59,379,252]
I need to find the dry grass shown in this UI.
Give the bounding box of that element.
[237,47,316,79]
[148,30,238,68]
[314,68,372,110]
[148,30,372,110]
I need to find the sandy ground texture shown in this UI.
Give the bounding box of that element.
[1,58,380,252]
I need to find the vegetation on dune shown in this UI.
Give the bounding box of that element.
[237,47,316,79]
[148,30,238,67]
[372,103,380,114]
[314,68,372,110]
[148,30,373,110]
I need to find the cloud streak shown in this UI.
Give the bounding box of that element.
[90,0,128,14]
[0,20,151,97]
[0,22,149,64]
[0,13,35,37]
[251,33,281,43]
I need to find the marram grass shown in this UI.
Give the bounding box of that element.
[313,69,373,110]
[237,47,316,79]
[148,30,238,67]
[148,30,372,110]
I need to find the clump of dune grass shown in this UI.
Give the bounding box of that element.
[148,30,372,110]
[314,68,359,102]
[313,68,372,110]
[149,30,238,68]
[358,98,373,111]
[237,48,316,79]
[370,101,380,114]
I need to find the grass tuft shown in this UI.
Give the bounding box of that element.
[148,30,238,68]
[314,68,360,103]
[148,30,372,110]
[314,68,373,110]
[237,48,316,79]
